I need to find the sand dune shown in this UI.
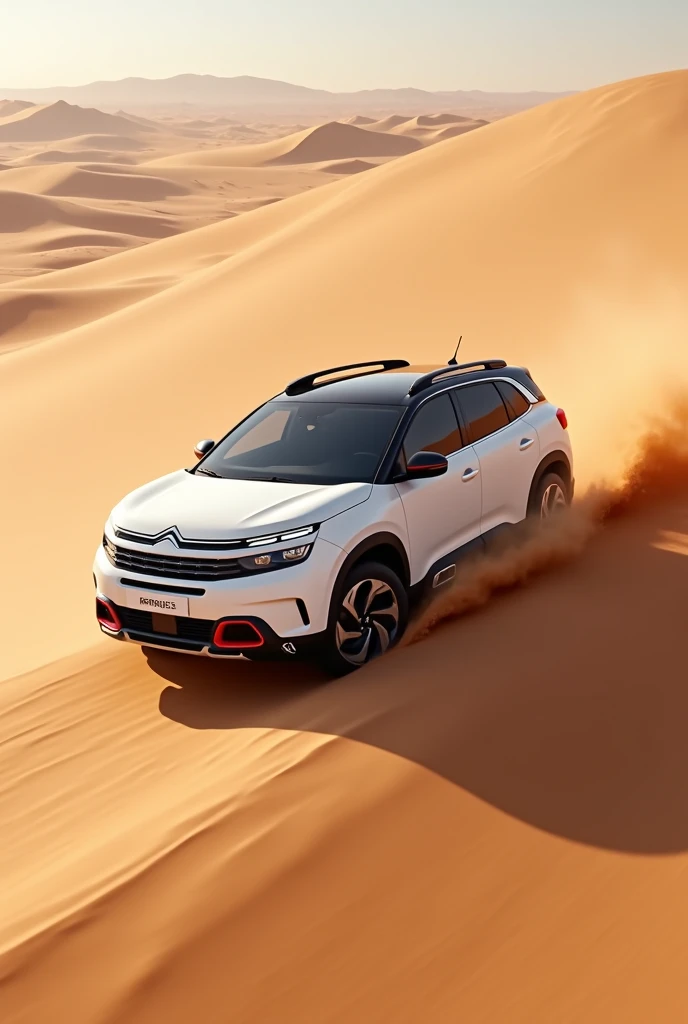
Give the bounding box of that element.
[0,100,151,142]
[0,172,343,328]
[50,132,153,152]
[341,114,377,125]
[0,99,35,117]
[370,112,490,145]
[410,112,476,126]
[149,120,421,168]
[113,109,163,129]
[1,70,688,1022]
[0,163,188,200]
[0,188,179,287]
[427,122,489,141]
[365,113,414,131]
[316,157,377,174]
[12,147,140,165]
[0,188,177,235]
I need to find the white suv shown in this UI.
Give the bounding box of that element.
[94,358,573,676]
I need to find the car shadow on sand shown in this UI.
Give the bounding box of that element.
[152,503,688,856]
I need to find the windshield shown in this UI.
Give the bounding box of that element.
[196,401,404,485]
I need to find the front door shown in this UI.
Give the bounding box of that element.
[395,392,482,585]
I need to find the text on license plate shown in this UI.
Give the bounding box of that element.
[125,590,190,616]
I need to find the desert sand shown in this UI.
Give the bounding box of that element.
[1,69,687,1023]
[0,102,486,286]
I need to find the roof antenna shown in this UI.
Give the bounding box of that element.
[448,335,463,365]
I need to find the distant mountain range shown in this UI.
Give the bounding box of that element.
[0,74,573,114]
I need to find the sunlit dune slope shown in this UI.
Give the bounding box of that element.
[147,119,421,167]
[1,69,688,671]
[0,170,357,336]
[0,100,152,141]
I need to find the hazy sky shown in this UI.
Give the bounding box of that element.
[1,0,686,92]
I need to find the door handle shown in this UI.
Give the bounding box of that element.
[519,438,535,450]
[462,467,479,481]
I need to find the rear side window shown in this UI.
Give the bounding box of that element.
[496,381,530,420]
[455,383,509,444]
[402,393,462,459]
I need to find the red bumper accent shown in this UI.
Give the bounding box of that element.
[212,619,264,649]
[96,596,122,632]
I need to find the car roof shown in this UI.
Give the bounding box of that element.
[273,363,542,406]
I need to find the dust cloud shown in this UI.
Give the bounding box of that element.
[405,398,688,644]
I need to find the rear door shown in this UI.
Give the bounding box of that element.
[452,381,541,534]
[394,392,482,584]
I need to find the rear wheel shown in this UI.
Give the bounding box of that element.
[528,471,569,521]
[318,561,408,677]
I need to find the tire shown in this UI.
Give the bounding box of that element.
[317,561,409,677]
[528,471,569,521]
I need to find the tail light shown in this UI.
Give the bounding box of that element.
[556,408,568,430]
[96,597,121,632]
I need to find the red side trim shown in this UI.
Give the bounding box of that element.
[96,596,122,632]
[212,619,265,649]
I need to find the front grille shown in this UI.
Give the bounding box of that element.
[116,605,215,644]
[111,544,243,581]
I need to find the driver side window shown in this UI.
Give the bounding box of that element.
[402,394,463,461]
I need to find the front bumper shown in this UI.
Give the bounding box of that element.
[93,538,342,659]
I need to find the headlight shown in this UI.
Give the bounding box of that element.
[238,544,312,572]
[103,533,117,563]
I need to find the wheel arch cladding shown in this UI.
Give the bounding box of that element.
[339,533,411,590]
[528,450,573,505]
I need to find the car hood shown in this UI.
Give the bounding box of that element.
[110,470,371,542]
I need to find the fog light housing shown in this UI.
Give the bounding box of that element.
[253,554,272,567]
[96,597,121,632]
[283,545,309,561]
[213,620,264,649]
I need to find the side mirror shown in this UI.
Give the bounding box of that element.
[404,450,448,480]
[194,438,215,460]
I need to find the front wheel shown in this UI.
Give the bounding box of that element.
[318,561,408,677]
[528,471,569,521]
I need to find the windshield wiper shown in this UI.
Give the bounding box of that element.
[251,476,295,484]
[195,467,222,477]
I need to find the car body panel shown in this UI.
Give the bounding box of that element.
[110,470,372,541]
[395,445,482,584]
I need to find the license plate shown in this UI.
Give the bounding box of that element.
[125,590,190,616]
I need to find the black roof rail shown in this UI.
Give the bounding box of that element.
[407,359,508,396]
[284,359,410,396]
